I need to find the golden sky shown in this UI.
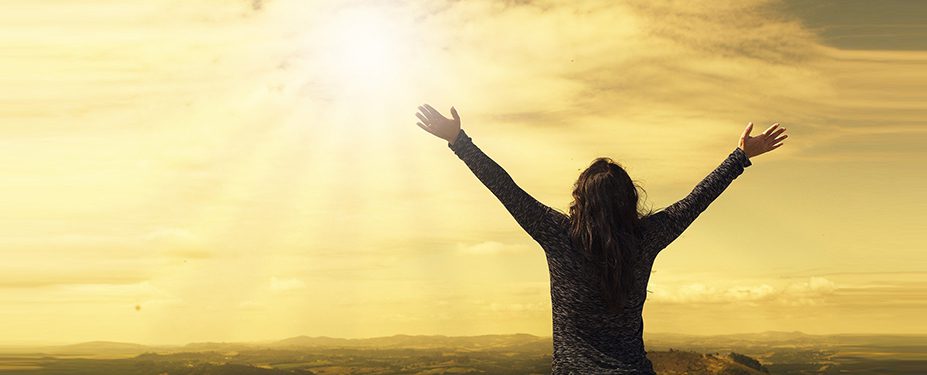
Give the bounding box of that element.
[1,0,925,345]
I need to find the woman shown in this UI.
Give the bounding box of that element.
[414,103,787,374]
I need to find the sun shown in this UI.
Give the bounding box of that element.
[314,6,410,94]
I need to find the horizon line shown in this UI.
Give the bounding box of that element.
[3,329,927,348]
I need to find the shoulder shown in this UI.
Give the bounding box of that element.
[634,212,672,250]
[529,208,572,250]
[548,208,571,230]
[639,210,665,226]
[638,211,667,235]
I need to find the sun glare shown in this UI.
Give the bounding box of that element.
[315,6,409,94]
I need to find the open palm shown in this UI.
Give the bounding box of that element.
[739,122,788,158]
[416,103,461,144]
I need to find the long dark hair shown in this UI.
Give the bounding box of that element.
[568,157,654,314]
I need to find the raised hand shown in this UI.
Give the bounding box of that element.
[739,122,788,159]
[416,103,462,144]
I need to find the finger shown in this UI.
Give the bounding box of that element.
[762,122,780,137]
[418,106,435,122]
[771,133,788,144]
[450,106,460,121]
[768,127,787,141]
[424,103,445,119]
[416,112,430,125]
[422,105,441,122]
[741,122,753,139]
[770,142,784,150]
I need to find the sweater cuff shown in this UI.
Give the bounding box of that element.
[732,147,752,168]
[447,129,470,153]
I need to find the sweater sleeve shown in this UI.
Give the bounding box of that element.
[448,129,555,245]
[646,147,752,258]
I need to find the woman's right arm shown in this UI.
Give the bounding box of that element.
[415,103,556,246]
[447,128,555,244]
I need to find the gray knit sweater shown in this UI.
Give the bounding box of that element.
[448,129,752,374]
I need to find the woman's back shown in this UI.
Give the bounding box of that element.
[534,211,663,373]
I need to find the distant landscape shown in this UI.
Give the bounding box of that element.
[0,331,924,374]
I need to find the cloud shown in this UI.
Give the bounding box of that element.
[777,0,927,51]
[143,228,214,259]
[0,227,212,289]
[489,302,549,313]
[270,276,306,292]
[0,272,151,289]
[424,0,823,116]
[0,280,179,307]
[623,0,821,64]
[410,0,925,170]
[649,276,837,305]
[786,276,836,294]
[238,299,266,310]
[0,228,213,260]
[455,241,528,255]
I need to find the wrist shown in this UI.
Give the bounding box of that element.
[738,146,750,158]
[448,129,462,145]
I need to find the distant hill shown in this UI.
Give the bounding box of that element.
[2,331,925,375]
[645,330,848,353]
[272,333,548,351]
[43,341,154,356]
[0,345,767,375]
[182,341,259,353]
[649,349,770,375]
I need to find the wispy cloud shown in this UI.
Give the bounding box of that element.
[649,276,837,305]
[455,241,530,255]
[270,276,306,292]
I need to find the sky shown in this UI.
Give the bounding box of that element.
[0,0,925,345]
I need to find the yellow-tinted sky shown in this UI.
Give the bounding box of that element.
[1,0,925,345]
